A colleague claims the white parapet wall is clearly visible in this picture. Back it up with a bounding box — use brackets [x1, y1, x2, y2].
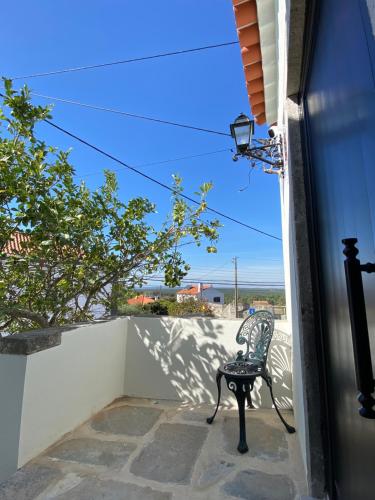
[0, 318, 127, 482]
[0, 354, 27, 482]
[0, 316, 292, 482]
[123, 316, 292, 408]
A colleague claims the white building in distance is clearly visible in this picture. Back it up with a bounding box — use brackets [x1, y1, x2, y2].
[176, 284, 224, 304]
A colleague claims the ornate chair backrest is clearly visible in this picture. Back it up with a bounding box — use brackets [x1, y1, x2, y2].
[235, 310, 275, 366]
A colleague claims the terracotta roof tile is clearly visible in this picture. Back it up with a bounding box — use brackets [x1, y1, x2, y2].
[238, 24, 260, 47]
[176, 285, 211, 296]
[127, 295, 155, 305]
[249, 90, 265, 107]
[250, 102, 265, 116]
[241, 44, 262, 66]
[233, 0, 266, 125]
[1, 232, 30, 256]
[245, 61, 263, 81]
[234, 0, 257, 27]
[247, 76, 264, 94]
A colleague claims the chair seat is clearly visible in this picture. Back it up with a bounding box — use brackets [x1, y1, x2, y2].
[219, 360, 265, 378]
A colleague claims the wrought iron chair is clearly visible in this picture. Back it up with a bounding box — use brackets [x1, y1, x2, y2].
[207, 310, 295, 452]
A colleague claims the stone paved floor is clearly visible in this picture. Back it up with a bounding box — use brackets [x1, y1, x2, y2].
[0, 398, 307, 499]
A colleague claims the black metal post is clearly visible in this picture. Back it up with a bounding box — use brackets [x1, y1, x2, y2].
[342, 238, 375, 419]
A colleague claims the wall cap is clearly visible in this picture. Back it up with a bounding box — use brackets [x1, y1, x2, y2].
[0, 327, 65, 355]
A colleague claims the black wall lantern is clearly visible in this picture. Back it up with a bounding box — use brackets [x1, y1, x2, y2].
[230, 113, 254, 155]
[229, 113, 284, 175]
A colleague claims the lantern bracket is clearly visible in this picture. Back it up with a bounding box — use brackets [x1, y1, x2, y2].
[232, 138, 284, 176]
[229, 114, 284, 176]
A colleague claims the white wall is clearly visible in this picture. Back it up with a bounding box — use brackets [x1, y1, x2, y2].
[176, 288, 224, 304]
[0, 355, 27, 482]
[18, 319, 126, 467]
[281, 107, 308, 476]
[202, 288, 224, 304]
[124, 317, 293, 408]
[276, 0, 308, 475]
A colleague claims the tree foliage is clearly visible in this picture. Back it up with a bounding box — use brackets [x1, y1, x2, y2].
[118, 298, 213, 317]
[0, 80, 220, 333]
[223, 289, 285, 305]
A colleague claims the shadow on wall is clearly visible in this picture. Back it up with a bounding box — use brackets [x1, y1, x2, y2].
[123, 317, 293, 410]
[252, 329, 293, 410]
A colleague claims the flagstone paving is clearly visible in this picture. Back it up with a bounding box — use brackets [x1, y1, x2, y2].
[223, 416, 289, 462]
[130, 423, 208, 484]
[0, 398, 307, 499]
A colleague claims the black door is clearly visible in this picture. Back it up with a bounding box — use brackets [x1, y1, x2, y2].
[304, 0, 375, 498]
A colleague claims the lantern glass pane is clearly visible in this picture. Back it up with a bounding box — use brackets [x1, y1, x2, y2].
[235, 124, 251, 147]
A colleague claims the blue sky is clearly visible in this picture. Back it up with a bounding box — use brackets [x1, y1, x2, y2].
[2, 0, 284, 287]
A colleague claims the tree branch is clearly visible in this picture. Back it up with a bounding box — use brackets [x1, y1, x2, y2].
[0, 306, 49, 329]
[0, 318, 14, 332]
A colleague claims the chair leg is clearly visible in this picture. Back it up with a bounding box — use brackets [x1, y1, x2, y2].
[246, 381, 255, 409]
[262, 375, 296, 434]
[207, 372, 223, 424]
[233, 384, 249, 453]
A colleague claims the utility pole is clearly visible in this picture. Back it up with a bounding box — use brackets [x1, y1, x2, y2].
[233, 257, 239, 318]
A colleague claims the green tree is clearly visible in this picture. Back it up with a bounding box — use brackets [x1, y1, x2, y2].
[0, 81, 220, 333]
[166, 298, 213, 317]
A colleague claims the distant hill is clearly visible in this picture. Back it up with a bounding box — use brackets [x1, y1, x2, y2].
[133, 286, 286, 306]
[220, 288, 285, 305]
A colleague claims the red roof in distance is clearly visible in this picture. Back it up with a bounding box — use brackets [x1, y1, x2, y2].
[1, 232, 30, 255]
[127, 295, 155, 305]
[176, 285, 212, 296]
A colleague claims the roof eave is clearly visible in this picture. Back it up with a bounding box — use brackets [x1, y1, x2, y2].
[256, 0, 278, 125]
[233, 0, 278, 126]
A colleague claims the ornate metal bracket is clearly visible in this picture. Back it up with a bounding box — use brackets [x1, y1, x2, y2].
[232, 138, 284, 176]
[342, 238, 375, 419]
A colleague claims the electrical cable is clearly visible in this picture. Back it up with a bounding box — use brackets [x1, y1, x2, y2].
[0, 90, 281, 241]
[187, 273, 284, 280]
[42, 119, 282, 241]
[150, 279, 285, 285]
[178, 268, 285, 279]
[11, 41, 239, 80]
[195, 260, 232, 280]
[143, 277, 285, 286]
[76, 148, 232, 179]
[145, 274, 284, 283]
[239, 165, 255, 192]
[31, 92, 231, 137]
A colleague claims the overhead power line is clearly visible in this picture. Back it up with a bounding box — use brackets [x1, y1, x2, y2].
[42, 119, 282, 241]
[183, 258, 283, 265]
[187, 270, 283, 282]
[11, 41, 239, 80]
[144, 277, 285, 287]
[31, 92, 231, 137]
[77, 148, 232, 179]
[0, 88, 281, 242]
[195, 260, 232, 281]
[187, 273, 284, 280]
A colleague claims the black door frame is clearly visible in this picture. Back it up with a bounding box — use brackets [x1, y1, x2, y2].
[297, 0, 335, 498]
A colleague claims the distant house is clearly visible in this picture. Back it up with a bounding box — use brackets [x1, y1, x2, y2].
[127, 295, 155, 306]
[251, 300, 271, 309]
[1, 231, 30, 256]
[1, 232, 108, 320]
[176, 284, 224, 304]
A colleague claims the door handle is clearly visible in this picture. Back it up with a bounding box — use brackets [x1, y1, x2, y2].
[342, 238, 375, 419]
